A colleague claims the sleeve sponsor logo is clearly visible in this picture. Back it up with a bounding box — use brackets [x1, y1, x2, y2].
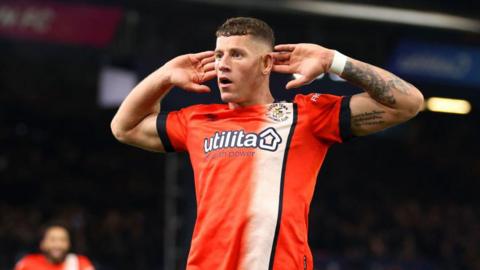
[310, 93, 321, 103]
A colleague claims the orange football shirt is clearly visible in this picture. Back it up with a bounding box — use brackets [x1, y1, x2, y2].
[14, 254, 94, 270]
[157, 93, 352, 270]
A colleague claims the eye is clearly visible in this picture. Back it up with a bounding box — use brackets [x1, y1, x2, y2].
[214, 53, 223, 60]
[231, 51, 242, 58]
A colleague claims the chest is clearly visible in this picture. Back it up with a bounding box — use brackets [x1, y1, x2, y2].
[187, 111, 301, 155]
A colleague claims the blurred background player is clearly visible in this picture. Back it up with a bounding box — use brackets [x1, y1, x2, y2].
[14, 224, 95, 270]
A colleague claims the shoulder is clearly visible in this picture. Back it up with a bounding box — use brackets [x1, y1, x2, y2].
[15, 254, 43, 269]
[77, 255, 95, 270]
[181, 103, 226, 113]
[294, 93, 344, 108]
[18, 254, 44, 262]
[167, 103, 226, 113]
[168, 103, 227, 117]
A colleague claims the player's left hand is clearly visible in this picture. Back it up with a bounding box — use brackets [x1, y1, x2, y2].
[272, 43, 334, 89]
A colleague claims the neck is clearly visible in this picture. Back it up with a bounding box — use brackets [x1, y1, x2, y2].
[228, 84, 274, 109]
[44, 255, 64, 265]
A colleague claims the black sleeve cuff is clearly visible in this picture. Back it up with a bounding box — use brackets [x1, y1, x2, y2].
[156, 113, 175, 152]
[339, 96, 354, 142]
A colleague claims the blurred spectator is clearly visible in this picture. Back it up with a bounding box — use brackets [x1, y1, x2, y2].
[14, 224, 94, 270]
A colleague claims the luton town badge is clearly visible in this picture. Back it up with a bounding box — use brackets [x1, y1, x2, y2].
[266, 103, 291, 122]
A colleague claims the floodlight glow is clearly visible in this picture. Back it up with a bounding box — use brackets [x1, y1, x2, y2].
[426, 97, 471, 114]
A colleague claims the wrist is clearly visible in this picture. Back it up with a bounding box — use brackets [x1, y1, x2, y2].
[155, 66, 174, 86]
[328, 50, 348, 75]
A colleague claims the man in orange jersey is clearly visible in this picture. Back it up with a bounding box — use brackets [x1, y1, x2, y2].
[14, 224, 95, 270]
[111, 17, 423, 270]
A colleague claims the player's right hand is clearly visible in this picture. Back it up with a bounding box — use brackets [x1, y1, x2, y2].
[163, 51, 216, 93]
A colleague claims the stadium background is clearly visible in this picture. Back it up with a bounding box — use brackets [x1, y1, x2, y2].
[1, 0, 479, 269]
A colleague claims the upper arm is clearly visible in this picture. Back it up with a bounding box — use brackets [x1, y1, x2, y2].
[112, 113, 166, 153]
[349, 92, 414, 136]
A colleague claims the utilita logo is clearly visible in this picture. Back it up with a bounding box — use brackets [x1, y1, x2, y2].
[204, 128, 282, 153]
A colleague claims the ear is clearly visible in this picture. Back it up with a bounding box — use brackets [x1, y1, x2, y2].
[261, 53, 274, 75]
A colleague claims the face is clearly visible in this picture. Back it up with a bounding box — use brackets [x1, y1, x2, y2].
[40, 226, 70, 264]
[214, 35, 272, 106]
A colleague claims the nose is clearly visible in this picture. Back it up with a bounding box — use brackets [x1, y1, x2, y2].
[216, 56, 230, 72]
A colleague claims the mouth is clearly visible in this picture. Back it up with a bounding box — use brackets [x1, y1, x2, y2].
[218, 77, 233, 88]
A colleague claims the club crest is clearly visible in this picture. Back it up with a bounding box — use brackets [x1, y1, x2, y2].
[266, 103, 291, 122]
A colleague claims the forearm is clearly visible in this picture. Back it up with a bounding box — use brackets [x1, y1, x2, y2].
[111, 67, 172, 135]
[340, 57, 423, 114]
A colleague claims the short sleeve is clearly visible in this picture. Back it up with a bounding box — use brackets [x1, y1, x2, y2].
[296, 93, 352, 144]
[156, 109, 188, 152]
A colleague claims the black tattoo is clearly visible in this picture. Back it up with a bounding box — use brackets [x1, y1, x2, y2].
[387, 78, 412, 95]
[352, 110, 386, 127]
[342, 61, 412, 106]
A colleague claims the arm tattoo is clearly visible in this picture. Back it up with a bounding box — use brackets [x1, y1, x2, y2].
[387, 78, 413, 95]
[342, 60, 412, 106]
[352, 110, 386, 128]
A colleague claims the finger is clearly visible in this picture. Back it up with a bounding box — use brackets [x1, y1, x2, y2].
[274, 44, 296, 52]
[286, 76, 311, 90]
[186, 82, 211, 93]
[203, 62, 215, 72]
[193, 51, 215, 60]
[272, 64, 292, 74]
[201, 55, 215, 66]
[273, 59, 290, 65]
[272, 52, 290, 62]
[273, 61, 290, 67]
[202, 70, 217, 82]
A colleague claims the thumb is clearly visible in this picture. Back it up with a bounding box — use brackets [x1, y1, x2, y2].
[285, 75, 311, 90]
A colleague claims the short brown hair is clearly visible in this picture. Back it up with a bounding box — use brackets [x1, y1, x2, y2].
[216, 17, 275, 49]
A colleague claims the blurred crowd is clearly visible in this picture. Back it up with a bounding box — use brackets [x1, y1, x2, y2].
[312, 200, 480, 270]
